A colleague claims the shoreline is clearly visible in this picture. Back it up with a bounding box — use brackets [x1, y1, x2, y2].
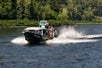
[0, 20, 102, 28]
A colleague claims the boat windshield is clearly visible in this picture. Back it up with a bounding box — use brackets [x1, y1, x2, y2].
[39, 20, 47, 29]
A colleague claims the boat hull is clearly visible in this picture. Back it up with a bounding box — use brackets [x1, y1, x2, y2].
[24, 32, 44, 43]
[22, 27, 58, 44]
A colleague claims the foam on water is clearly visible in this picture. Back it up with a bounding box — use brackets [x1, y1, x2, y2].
[46, 38, 98, 44]
[11, 26, 101, 45]
[46, 26, 99, 44]
[58, 26, 83, 38]
[11, 36, 28, 45]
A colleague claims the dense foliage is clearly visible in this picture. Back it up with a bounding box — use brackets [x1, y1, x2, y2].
[0, 0, 102, 21]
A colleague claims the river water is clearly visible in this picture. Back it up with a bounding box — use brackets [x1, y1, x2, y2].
[0, 25, 102, 68]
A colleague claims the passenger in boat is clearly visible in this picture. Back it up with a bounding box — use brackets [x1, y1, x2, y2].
[45, 21, 55, 38]
[45, 21, 49, 29]
[47, 25, 55, 38]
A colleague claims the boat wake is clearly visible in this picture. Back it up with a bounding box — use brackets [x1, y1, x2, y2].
[11, 36, 28, 45]
[46, 26, 101, 44]
[11, 26, 102, 45]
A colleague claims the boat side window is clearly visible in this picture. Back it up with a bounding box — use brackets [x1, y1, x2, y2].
[34, 30, 41, 35]
[29, 30, 34, 33]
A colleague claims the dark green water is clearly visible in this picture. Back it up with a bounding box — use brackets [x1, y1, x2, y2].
[0, 25, 102, 68]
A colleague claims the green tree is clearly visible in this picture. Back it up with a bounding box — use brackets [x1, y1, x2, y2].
[0, 0, 12, 19]
[11, 0, 17, 19]
[82, 7, 94, 20]
[67, 0, 77, 20]
[0, 0, 101, 21]
[24, 0, 31, 19]
[16, 0, 25, 19]
[57, 5, 68, 21]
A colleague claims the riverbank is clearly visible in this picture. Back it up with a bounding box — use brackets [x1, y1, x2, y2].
[0, 20, 102, 28]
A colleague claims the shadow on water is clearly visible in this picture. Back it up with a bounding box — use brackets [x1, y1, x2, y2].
[25, 43, 47, 47]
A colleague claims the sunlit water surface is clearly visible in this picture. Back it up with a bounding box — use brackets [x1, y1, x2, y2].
[0, 25, 102, 68]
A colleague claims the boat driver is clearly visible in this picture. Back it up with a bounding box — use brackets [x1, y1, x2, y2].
[45, 21, 49, 29]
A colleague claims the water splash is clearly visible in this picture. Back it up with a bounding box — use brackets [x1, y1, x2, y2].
[46, 26, 98, 44]
[11, 36, 28, 45]
[58, 26, 83, 39]
[11, 26, 101, 45]
[46, 38, 98, 44]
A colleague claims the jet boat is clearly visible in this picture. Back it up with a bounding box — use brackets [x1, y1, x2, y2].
[22, 20, 57, 43]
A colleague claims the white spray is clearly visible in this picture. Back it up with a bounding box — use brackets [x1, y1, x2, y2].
[11, 36, 28, 45]
[58, 26, 83, 39]
[46, 26, 98, 44]
[11, 26, 100, 45]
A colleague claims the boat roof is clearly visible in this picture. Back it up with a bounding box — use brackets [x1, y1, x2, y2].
[24, 27, 44, 31]
[40, 20, 47, 22]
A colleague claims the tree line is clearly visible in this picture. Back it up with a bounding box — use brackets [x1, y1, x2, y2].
[0, 0, 102, 21]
